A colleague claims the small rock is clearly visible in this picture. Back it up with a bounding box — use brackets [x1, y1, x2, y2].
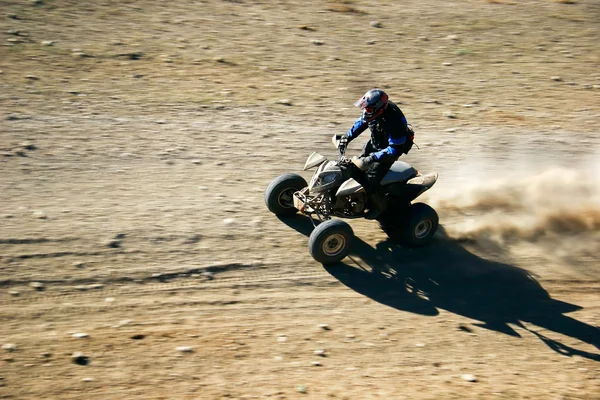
[311, 361, 322, 366]
[277, 335, 288, 343]
[442, 62, 453, 66]
[126, 52, 144, 60]
[29, 281, 45, 291]
[461, 374, 477, 382]
[72, 51, 89, 58]
[88, 284, 103, 290]
[33, 210, 47, 219]
[446, 34, 459, 41]
[31, 0, 43, 5]
[296, 385, 307, 394]
[41, 40, 55, 46]
[318, 324, 331, 331]
[223, 218, 235, 226]
[2, 344, 17, 352]
[71, 352, 89, 366]
[21, 142, 36, 150]
[370, 21, 382, 28]
[314, 349, 327, 357]
[72, 333, 89, 339]
[9, 291, 20, 297]
[106, 239, 121, 248]
[249, 216, 262, 226]
[310, 39, 324, 46]
[551, 76, 562, 82]
[191, 159, 202, 165]
[104, 297, 115, 303]
[183, 234, 202, 244]
[81, 377, 94, 382]
[201, 271, 214, 280]
[443, 110, 457, 119]
[131, 334, 145, 340]
[276, 99, 293, 106]
[72, 261, 85, 268]
[176, 346, 194, 353]
[40, 352, 51, 358]
[25, 75, 40, 80]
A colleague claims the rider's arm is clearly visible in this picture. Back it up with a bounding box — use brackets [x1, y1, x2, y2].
[371, 137, 406, 161]
[371, 126, 408, 161]
[345, 117, 368, 142]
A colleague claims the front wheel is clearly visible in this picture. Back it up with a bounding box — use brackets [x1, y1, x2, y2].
[308, 219, 354, 265]
[403, 203, 439, 247]
[264, 173, 308, 217]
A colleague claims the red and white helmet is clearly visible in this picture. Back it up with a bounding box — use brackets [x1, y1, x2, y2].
[354, 89, 389, 121]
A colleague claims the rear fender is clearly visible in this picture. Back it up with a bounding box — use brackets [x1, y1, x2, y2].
[406, 173, 438, 199]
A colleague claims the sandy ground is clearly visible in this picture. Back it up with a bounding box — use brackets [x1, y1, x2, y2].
[1, 0, 599, 399]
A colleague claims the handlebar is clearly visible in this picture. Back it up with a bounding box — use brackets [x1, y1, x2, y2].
[331, 134, 346, 157]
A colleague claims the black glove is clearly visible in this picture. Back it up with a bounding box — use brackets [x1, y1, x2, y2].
[338, 135, 349, 153]
[362, 155, 375, 166]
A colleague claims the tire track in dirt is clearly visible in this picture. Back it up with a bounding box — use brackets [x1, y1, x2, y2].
[0, 275, 339, 319]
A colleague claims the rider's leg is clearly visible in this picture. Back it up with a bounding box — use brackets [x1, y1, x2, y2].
[363, 161, 394, 220]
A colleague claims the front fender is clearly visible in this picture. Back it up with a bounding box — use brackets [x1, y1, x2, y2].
[336, 178, 363, 196]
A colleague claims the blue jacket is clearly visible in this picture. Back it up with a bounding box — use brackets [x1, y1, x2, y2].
[346, 100, 409, 162]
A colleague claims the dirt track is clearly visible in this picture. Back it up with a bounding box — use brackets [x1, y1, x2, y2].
[1, 0, 599, 399]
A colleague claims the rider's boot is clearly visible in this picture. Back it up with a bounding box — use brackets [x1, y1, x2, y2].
[365, 191, 387, 220]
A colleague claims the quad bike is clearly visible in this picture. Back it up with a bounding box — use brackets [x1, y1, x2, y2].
[265, 134, 439, 265]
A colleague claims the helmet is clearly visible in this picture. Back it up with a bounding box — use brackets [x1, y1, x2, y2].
[354, 89, 389, 121]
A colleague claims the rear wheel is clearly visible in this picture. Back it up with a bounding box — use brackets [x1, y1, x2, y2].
[403, 203, 439, 247]
[264, 173, 308, 217]
[308, 219, 354, 265]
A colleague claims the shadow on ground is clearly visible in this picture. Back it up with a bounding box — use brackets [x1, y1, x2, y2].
[279, 216, 600, 361]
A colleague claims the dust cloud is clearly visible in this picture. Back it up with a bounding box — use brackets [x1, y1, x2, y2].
[425, 166, 600, 246]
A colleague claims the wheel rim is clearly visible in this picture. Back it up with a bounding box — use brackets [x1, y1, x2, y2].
[322, 233, 346, 256]
[414, 220, 433, 239]
[277, 188, 297, 209]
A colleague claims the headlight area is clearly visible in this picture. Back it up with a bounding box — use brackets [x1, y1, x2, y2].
[309, 172, 340, 193]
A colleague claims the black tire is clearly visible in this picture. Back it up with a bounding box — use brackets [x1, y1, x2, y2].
[308, 219, 354, 265]
[264, 173, 308, 217]
[403, 202, 439, 247]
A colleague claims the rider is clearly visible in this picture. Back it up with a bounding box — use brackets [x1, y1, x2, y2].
[338, 89, 414, 220]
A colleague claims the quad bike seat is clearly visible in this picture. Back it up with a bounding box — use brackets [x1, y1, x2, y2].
[380, 161, 417, 185]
